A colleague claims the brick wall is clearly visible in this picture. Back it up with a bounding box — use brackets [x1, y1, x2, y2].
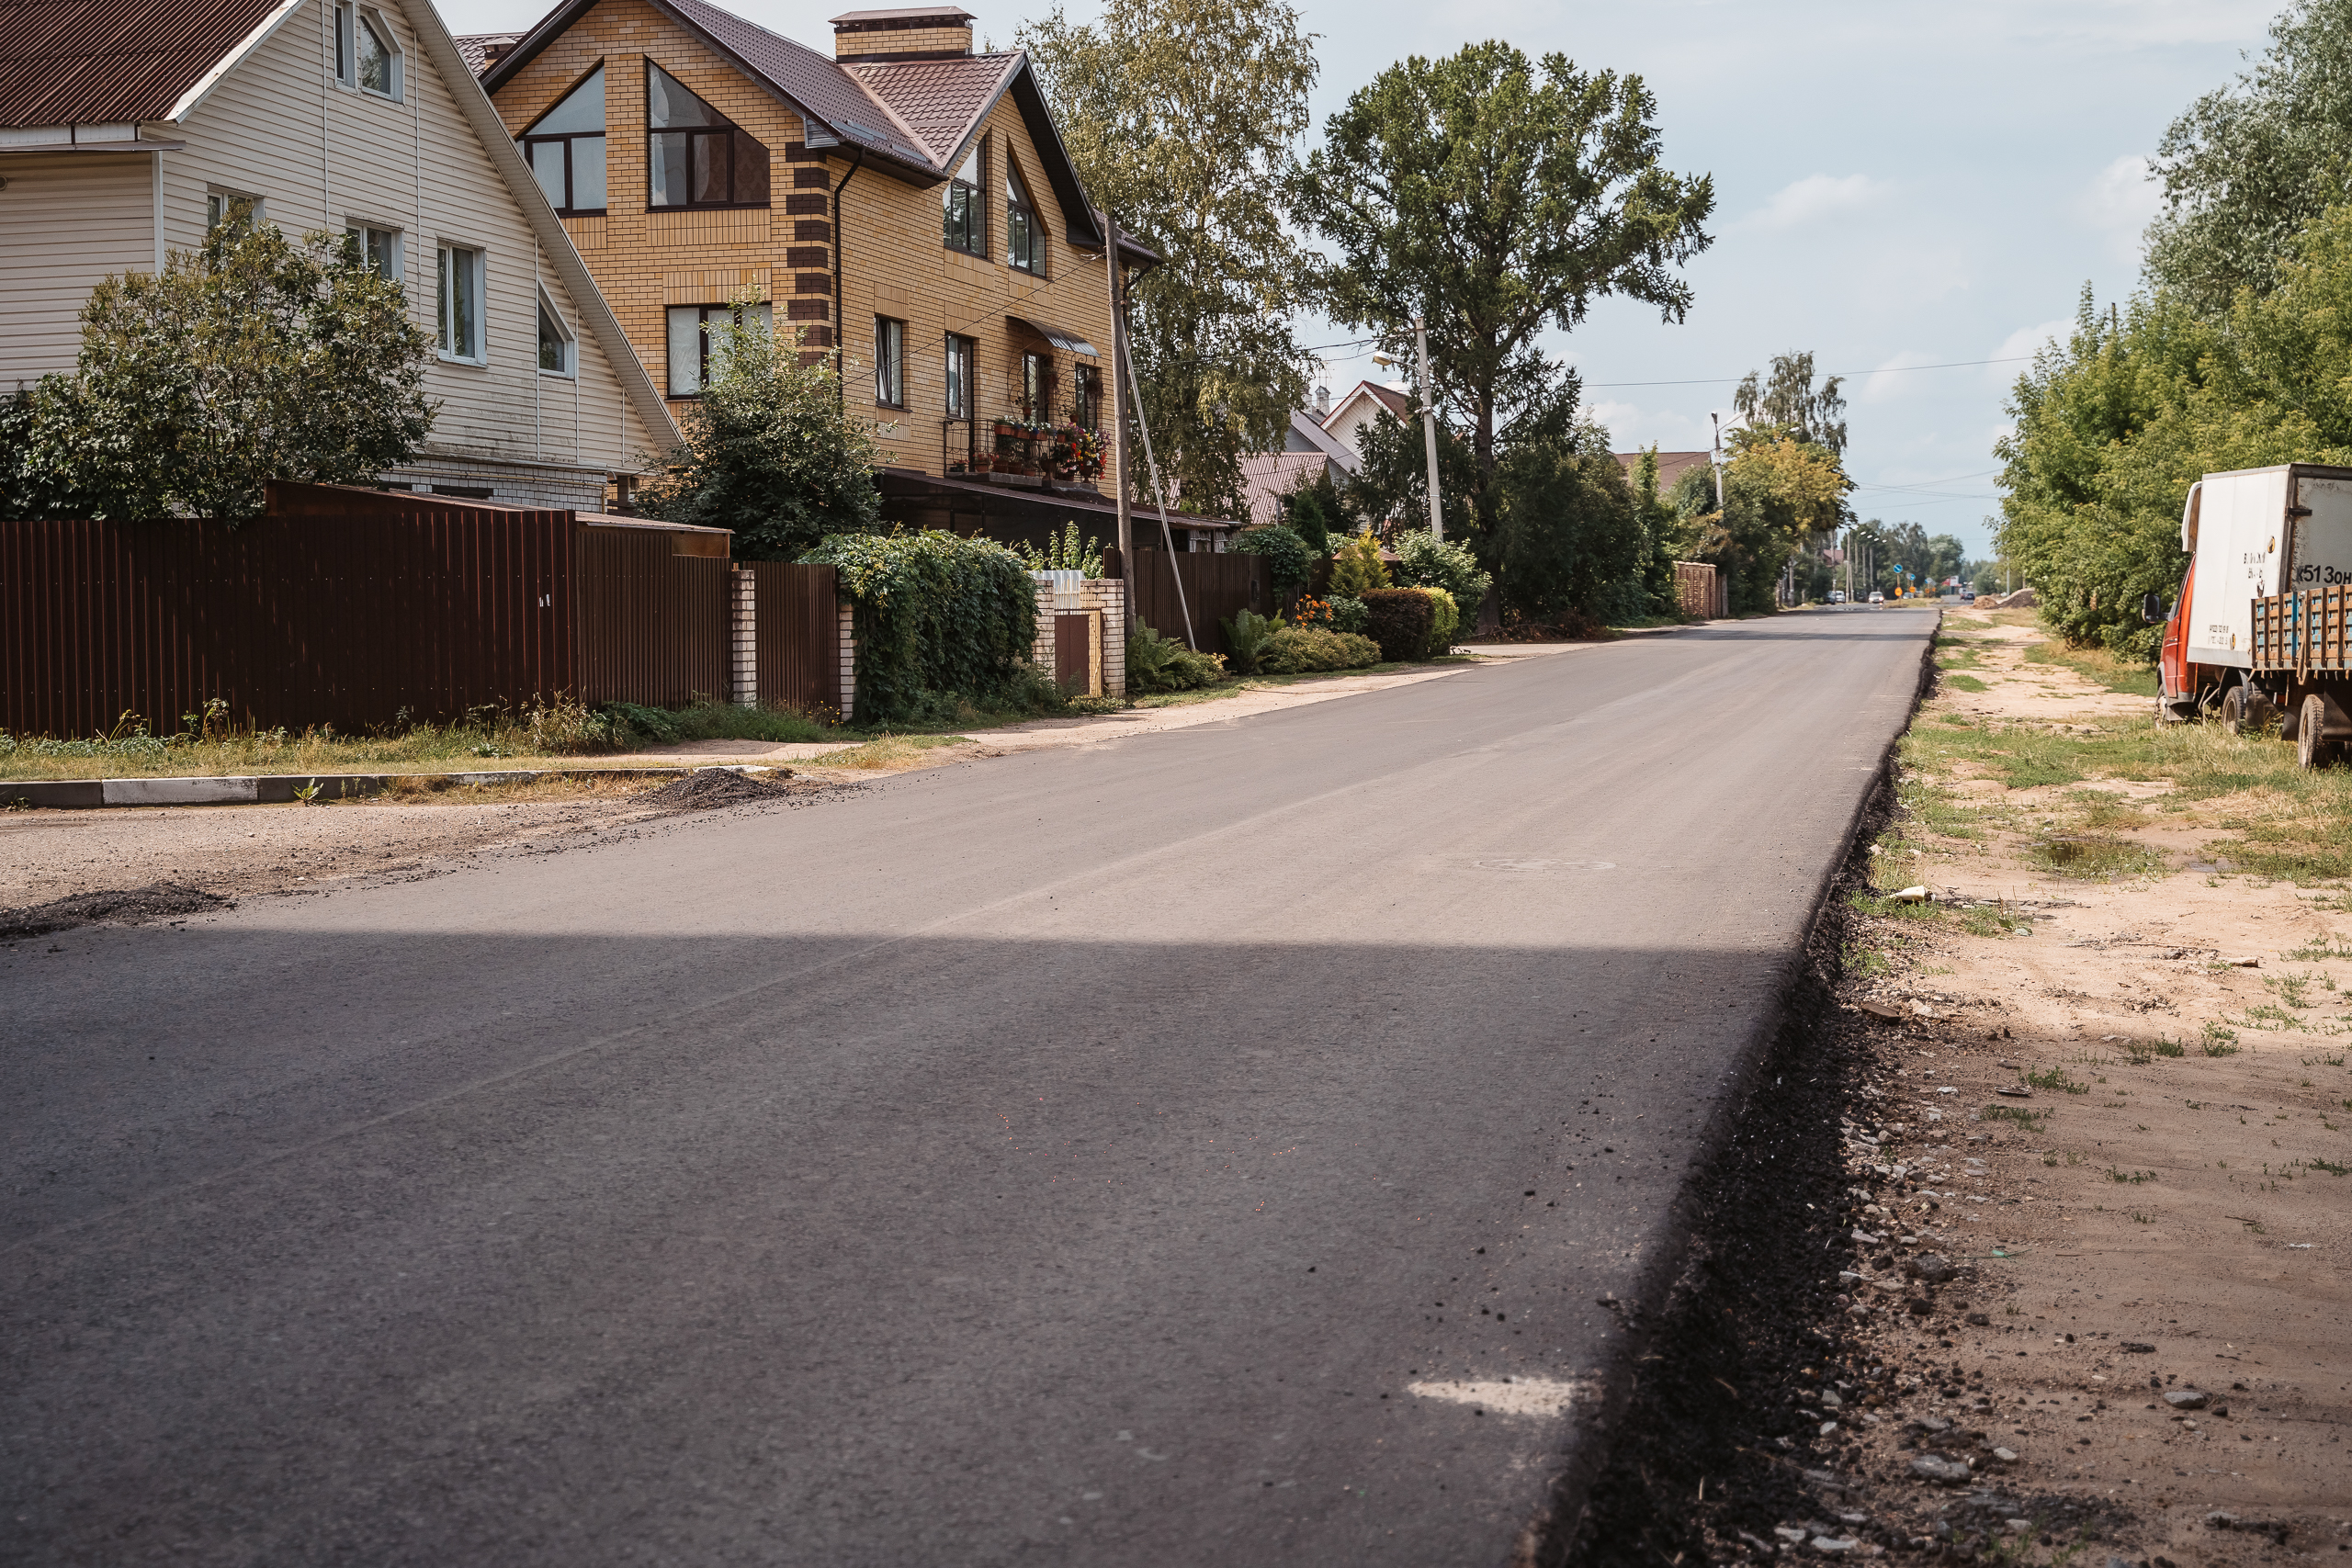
[730, 566, 757, 705]
[1028, 571, 1125, 697]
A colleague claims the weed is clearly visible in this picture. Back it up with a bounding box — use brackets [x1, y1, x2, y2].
[2303, 1052, 2347, 1066]
[1843, 942, 1892, 980]
[2028, 1066, 2090, 1095]
[1945, 672, 1990, 693]
[2267, 972, 2320, 1009]
[2154, 1037, 2186, 1057]
[2066, 789, 2148, 829]
[2131, 1211, 2153, 1224]
[2233, 1003, 2310, 1032]
[2283, 936, 2352, 962]
[2023, 641, 2161, 695]
[1985, 1105, 2051, 1129]
[2030, 832, 2164, 880]
[2204, 1024, 2241, 1055]
[2311, 1156, 2350, 1176]
[2106, 1167, 2154, 1184]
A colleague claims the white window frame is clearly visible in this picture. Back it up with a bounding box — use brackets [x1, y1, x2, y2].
[205, 188, 266, 231]
[537, 286, 577, 378]
[345, 220, 401, 281]
[436, 243, 486, 365]
[334, 1, 403, 101]
[663, 301, 773, 397]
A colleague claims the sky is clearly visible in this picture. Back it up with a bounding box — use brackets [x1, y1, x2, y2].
[438, 0, 2287, 560]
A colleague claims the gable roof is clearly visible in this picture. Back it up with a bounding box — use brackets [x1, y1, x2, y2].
[1614, 449, 1713, 495]
[1284, 409, 1357, 470]
[481, 0, 1112, 250]
[1324, 380, 1414, 429]
[453, 31, 523, 75]
[0, 0, 293, 128]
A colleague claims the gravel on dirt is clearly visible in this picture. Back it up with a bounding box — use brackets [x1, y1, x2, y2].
[0, 882, 232, 940]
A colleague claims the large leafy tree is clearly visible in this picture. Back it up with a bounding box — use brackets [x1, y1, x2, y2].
[639, 306, 881, 558]
[1733, 350, 1847, 455]
[2145, 0, 2352, 315]
[1020, 0, 1320, 524]
[6, 218, 430, 520]
[1295, 42, 1714, 544]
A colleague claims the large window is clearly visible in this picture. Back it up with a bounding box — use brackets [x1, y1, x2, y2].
[334, 2, 401, 98]
[944, 333, 975, 420]
[1021, 351, 1051, 421]
[1005, 158, 1043, 274]
[875, 317, 906, 408]
[943, 138, 985, 257]
[437, 244, 484, 362]
[1074, 364, 1102, 430]
[647, 62, 768, 209]
[664, 301, 772, 396]
[522, 64, 605, 215]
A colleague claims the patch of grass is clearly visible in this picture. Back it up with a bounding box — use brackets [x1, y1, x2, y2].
[2232, 1002, 2312, 1032]
[810, 733, 968, 771]
[1843, 942, 1892, 980]
[2028, 1066, 2090, 1094]
[2153, 1038, 2186, 1057]
[2066, 789, 2148, 829]
[2029, 832, 2165, 880]
[2022, 639, 2162, 696]
[2310, 1156, 2350, 1176]
[2203, 1023, 2242, 1055]
[1944, 672, 1990, 694]
[2282, 936, 2352, 961]
[2105, 1166, 2154, 1183]
[1984, 1105, 2051, 1130]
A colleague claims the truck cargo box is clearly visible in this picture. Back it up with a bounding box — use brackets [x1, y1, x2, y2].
[2182, 463, 2352, 668]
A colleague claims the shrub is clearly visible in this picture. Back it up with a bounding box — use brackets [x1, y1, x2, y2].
[1329, 531, 1391, 597]
[1413, 586, 1460, 649]
[1390, 530, 1492, 624]
[1360, 588, 1437, 661]
[1259, 626, 1381, 673]
[1221, 608, 1284, 675]
[1326, 594, 1369, 634]
[1014, 520, 1104, 576]
[803, 530, 1038, 722]
[1127, 622, 1227, 692]
[1227, 524, 1315, 592]
[1281, 472, 1337, 556]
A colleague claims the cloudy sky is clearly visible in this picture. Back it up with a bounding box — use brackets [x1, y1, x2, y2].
[442, 0, 2284, 558]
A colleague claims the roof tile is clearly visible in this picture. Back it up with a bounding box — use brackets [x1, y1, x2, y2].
[843, 52, 1013, 165]
[662, 0, 935, 170]
[0, 0, 284, 129]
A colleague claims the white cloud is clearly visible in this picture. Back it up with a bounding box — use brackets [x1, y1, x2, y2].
[1750, 174, 1891, 231]
[1989, 318, 2075, 380]
[2082, 154, 2162, 261]
[1582, 400, 1713, 454]
[1860, 352, 1941, 404]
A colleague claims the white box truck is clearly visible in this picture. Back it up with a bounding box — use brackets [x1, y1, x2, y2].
[2156, 462, 2352, 765]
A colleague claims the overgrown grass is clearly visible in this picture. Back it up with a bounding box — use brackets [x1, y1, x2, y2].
[2029, 832, 2165, 880]
[1945, 673, 1990, 694]
[808, 733, 968, 770]
[2023, 641, 2162, 696]
[2027, 1066, 2090, 1095]
[1984, 1105, 2051, 1130]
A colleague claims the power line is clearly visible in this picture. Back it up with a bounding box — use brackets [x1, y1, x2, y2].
[1303, 344, 2038, 386]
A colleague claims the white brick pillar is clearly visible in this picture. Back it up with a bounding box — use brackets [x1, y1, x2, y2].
[730, 568, 758, 707]
[837, 604, 857, 723]
[1100, 578, 1126, 697]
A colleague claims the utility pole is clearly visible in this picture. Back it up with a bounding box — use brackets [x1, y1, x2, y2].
[1414, 315, 1443, 540]
[1104, 211, 1133, 581]
[1709, 412, 1725, 512]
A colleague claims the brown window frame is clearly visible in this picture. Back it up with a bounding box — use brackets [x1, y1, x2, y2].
[645, 61, 770, 211]
[944, 333, 976, 420]
[943, 135, 987, 259]
[1005, 154, 1045, 276]
[520, 62, 606, 217]
[1021, 350, 1052, 422]
[875, 315, 908, 410]
[1073, 363, 1102, 431]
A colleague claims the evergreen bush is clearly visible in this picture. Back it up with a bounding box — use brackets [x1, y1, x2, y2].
[1360, 588, 1436, 661]
[803, 530, 1039, 722]
[1326, 594, 1369, 634]
[1389, 530, 1491, 624]
[1258, 626, 1381, 672]
[1227, 524, 1315, 592]
[1329, 532, 1392, 597]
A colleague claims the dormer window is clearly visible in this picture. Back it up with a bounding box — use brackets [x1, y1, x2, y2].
[944, 137, 985, 257]
[1005, 157, 1043, 274]
[334, 2, 401, 99]
[647, 62, 769, 209]
[522, 64, 606, 216]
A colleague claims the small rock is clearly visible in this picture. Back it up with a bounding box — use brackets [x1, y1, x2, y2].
[1909, 1455, 1973, 1485]
[1775, 1527, 1810, 1543]
[1812, 1538, 1859, 1555]
[1852, 1228, 1885, 1244]
[2006, 1518, 2032, 1531]
[1966, 1312, 1991, 1326]
[1915, 1416, 1952, 1433]
[1819, 1391, 1843, 1409]
[2229, 956, 2261, 967]
[1992, 1447, 2019, 1462]
[1907, 1253, 1957, 1284]
[1996, 1060, 2019, 1069]
[1820, 1421, 1839, 1437]
[2205, 1511, 2238, 1530]
[1912, 1001, 1939, 1019]
[2120, 1341, 2155, 1353]
[1995, 1087, 2032, 1099]
[2165, 1389, 2210, 1410]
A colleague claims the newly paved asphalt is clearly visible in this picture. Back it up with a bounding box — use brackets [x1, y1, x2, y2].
[4, 607, 1935, 1567]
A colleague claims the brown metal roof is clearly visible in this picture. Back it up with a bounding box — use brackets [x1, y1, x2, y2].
[829, 6, 973, 25]
[842, 51, 1012, 164]
[663, 0, 933, 169]
[0, 0, 286, 129]
[453, 31, 523, 76]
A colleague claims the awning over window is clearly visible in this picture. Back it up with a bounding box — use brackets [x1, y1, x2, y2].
[1006, 315, 1099, 357]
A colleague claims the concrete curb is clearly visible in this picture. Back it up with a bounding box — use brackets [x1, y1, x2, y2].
[0, 765, 782, 811]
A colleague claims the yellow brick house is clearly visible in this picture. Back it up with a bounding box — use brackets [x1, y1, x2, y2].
[469, 0, 1232, 547]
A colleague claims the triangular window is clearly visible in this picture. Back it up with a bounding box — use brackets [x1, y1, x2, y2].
[1005, 155, 1044, 274]
[647, 62, 769, 209]
[522, 64, 606, 214]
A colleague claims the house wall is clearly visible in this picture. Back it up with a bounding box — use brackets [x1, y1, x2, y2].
[486, 5, 1115, 481]
[0, 152, 157, 383]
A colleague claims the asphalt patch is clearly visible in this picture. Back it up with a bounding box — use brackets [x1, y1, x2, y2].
[0, 882, 233, 940]
[635, 769, 798, 811]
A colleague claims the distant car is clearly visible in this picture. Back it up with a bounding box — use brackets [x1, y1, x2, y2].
[1962, 589, 1977, 602]
[1828, 590, 1846, 604]
[1869, 591, 1885, 604]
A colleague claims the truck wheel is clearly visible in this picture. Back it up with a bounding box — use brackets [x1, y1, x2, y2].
[2299, 694, 2332, 769]
[2221, 686, 2247, 735]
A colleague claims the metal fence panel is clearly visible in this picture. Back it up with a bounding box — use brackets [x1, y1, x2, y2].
[573, 526, 729, 706]
[747, 562, 840, 715]
[1122, 549, 1272, 656]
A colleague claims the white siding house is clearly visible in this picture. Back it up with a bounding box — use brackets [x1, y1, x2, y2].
[0, 0, 677, 509]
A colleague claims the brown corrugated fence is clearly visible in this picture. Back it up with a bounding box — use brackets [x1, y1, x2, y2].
[748, 562, 841, 715]
[1115, 548, 1272, 657]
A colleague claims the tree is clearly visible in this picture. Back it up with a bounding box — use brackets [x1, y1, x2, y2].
[1494, 423, 1646, 626]
[2145, 0, 2352, 315]
[1296, 42, 1713, 546]
[1021, 0, 1320, 523]
[639, 303, 881, 558]
[1347, 407, 1479, 540]
[6, 219, 430, 520]
[1733, 351, 1847, 455]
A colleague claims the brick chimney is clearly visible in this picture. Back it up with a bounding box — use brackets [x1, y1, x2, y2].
[831, 6, 976, 61]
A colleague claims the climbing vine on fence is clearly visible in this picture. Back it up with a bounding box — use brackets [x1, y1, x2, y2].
[802, 530, 1039, 722]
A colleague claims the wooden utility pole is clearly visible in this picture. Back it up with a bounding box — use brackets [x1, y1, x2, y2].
[1414, 316, 1443, 540]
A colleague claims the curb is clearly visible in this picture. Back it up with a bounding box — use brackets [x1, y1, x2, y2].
[0, 765, 782, 812]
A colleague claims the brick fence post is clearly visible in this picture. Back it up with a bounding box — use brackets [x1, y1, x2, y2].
[731, 567, 758, 707]
[837, 604, 856, 722]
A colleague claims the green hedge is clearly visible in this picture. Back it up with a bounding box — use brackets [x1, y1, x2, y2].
[1359, 588, 1436, 661]
[1259, 626, 1380, 672]
[803, 530, 1037, 722]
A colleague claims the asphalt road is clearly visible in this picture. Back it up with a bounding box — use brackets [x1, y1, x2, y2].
[4, 607, 1936, 1567]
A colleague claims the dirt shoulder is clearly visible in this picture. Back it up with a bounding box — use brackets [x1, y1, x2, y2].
[1562, 609, 2352, 1567]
